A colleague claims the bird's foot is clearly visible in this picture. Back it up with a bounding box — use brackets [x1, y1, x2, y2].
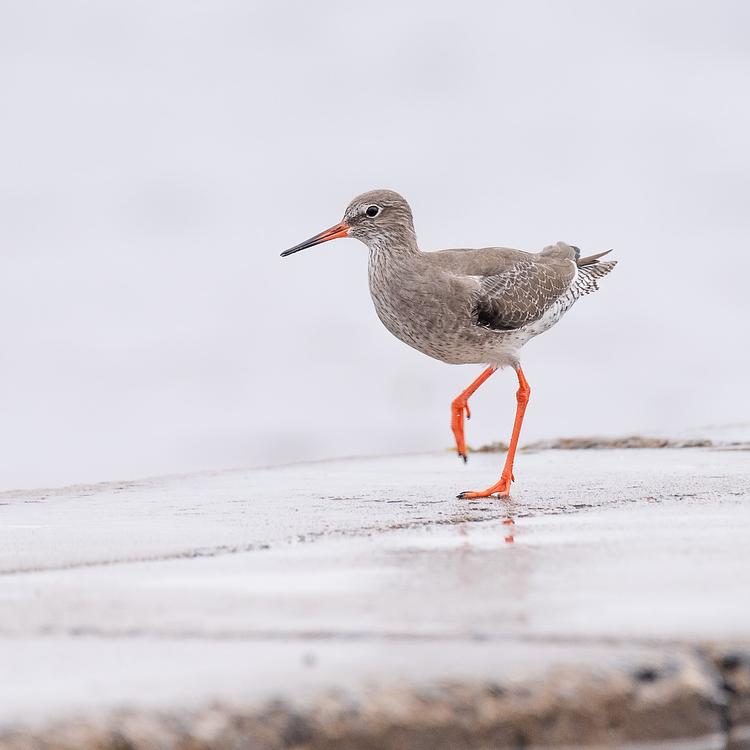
[457, 475, 512, 500]
[451, 399, 471, 462]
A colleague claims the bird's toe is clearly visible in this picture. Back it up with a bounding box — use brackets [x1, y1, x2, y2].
[457, 490, 482, 500]
[458, 484, 512, 500]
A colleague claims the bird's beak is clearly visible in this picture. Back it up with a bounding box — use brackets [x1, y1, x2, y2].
[280, 221, 350, 257]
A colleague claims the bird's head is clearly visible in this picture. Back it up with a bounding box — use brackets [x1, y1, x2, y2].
[281, 189, 417, 258]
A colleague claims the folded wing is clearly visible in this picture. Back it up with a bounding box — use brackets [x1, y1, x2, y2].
[471, 258, 576, 331]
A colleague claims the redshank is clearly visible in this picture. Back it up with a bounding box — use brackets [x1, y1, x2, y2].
[281, 190, 617, 499]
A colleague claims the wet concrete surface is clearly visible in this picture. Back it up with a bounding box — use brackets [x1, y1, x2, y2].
[1, 448, 749, 748]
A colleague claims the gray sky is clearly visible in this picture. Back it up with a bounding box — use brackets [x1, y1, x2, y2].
[1, 1, 749, 490]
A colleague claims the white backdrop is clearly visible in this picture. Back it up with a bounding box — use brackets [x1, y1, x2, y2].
[1, 1, 748, 489]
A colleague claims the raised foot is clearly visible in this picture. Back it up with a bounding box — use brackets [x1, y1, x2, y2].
[451, 400, 471, 462]
[457, 477, 512, 500]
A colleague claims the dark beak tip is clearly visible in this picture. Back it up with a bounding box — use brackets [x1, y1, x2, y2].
[280, 221, 348, 259]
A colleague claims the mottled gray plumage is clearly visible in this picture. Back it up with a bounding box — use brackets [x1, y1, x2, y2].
[332, 189, 617, 368]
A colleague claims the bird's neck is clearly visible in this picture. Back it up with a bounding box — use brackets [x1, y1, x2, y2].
[366, 226, 420, 268]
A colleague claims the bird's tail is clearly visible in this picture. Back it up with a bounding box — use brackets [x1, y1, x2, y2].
[574, 252, 617, 297]
[576, 248, 614, 267]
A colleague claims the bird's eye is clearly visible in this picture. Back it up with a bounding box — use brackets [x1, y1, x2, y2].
[365, 205, 381, 218]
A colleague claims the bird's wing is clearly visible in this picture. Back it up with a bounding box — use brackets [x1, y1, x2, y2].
[471, 258, 576, 331]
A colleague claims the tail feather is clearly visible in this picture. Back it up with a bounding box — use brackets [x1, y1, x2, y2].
[577, 249, 614, 267]
[575, 259, 617, 297]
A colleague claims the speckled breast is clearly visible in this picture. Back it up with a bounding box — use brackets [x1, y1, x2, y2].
[367, 255, 487, 365]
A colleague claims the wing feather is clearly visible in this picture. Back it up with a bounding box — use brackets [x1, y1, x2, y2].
[471, 259, 575, 331]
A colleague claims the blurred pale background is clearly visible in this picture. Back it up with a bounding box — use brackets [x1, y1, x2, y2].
[1, 1, 748, 490]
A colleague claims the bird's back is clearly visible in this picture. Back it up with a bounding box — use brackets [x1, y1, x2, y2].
[424, 240, 586, 273]
[425, 245, 537, 277]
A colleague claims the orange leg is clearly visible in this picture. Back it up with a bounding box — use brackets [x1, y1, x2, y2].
[458, 366, 531, 500]
[451, 366, 495, 462]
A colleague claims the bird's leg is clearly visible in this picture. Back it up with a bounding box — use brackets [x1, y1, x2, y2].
[458, 366, 531, 499]
[451, 366, 495, 462]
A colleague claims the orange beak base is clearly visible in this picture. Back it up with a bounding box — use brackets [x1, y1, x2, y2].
[280, 222, 350, 257]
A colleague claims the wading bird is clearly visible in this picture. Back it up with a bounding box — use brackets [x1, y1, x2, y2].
[281, 190, 616, 498]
